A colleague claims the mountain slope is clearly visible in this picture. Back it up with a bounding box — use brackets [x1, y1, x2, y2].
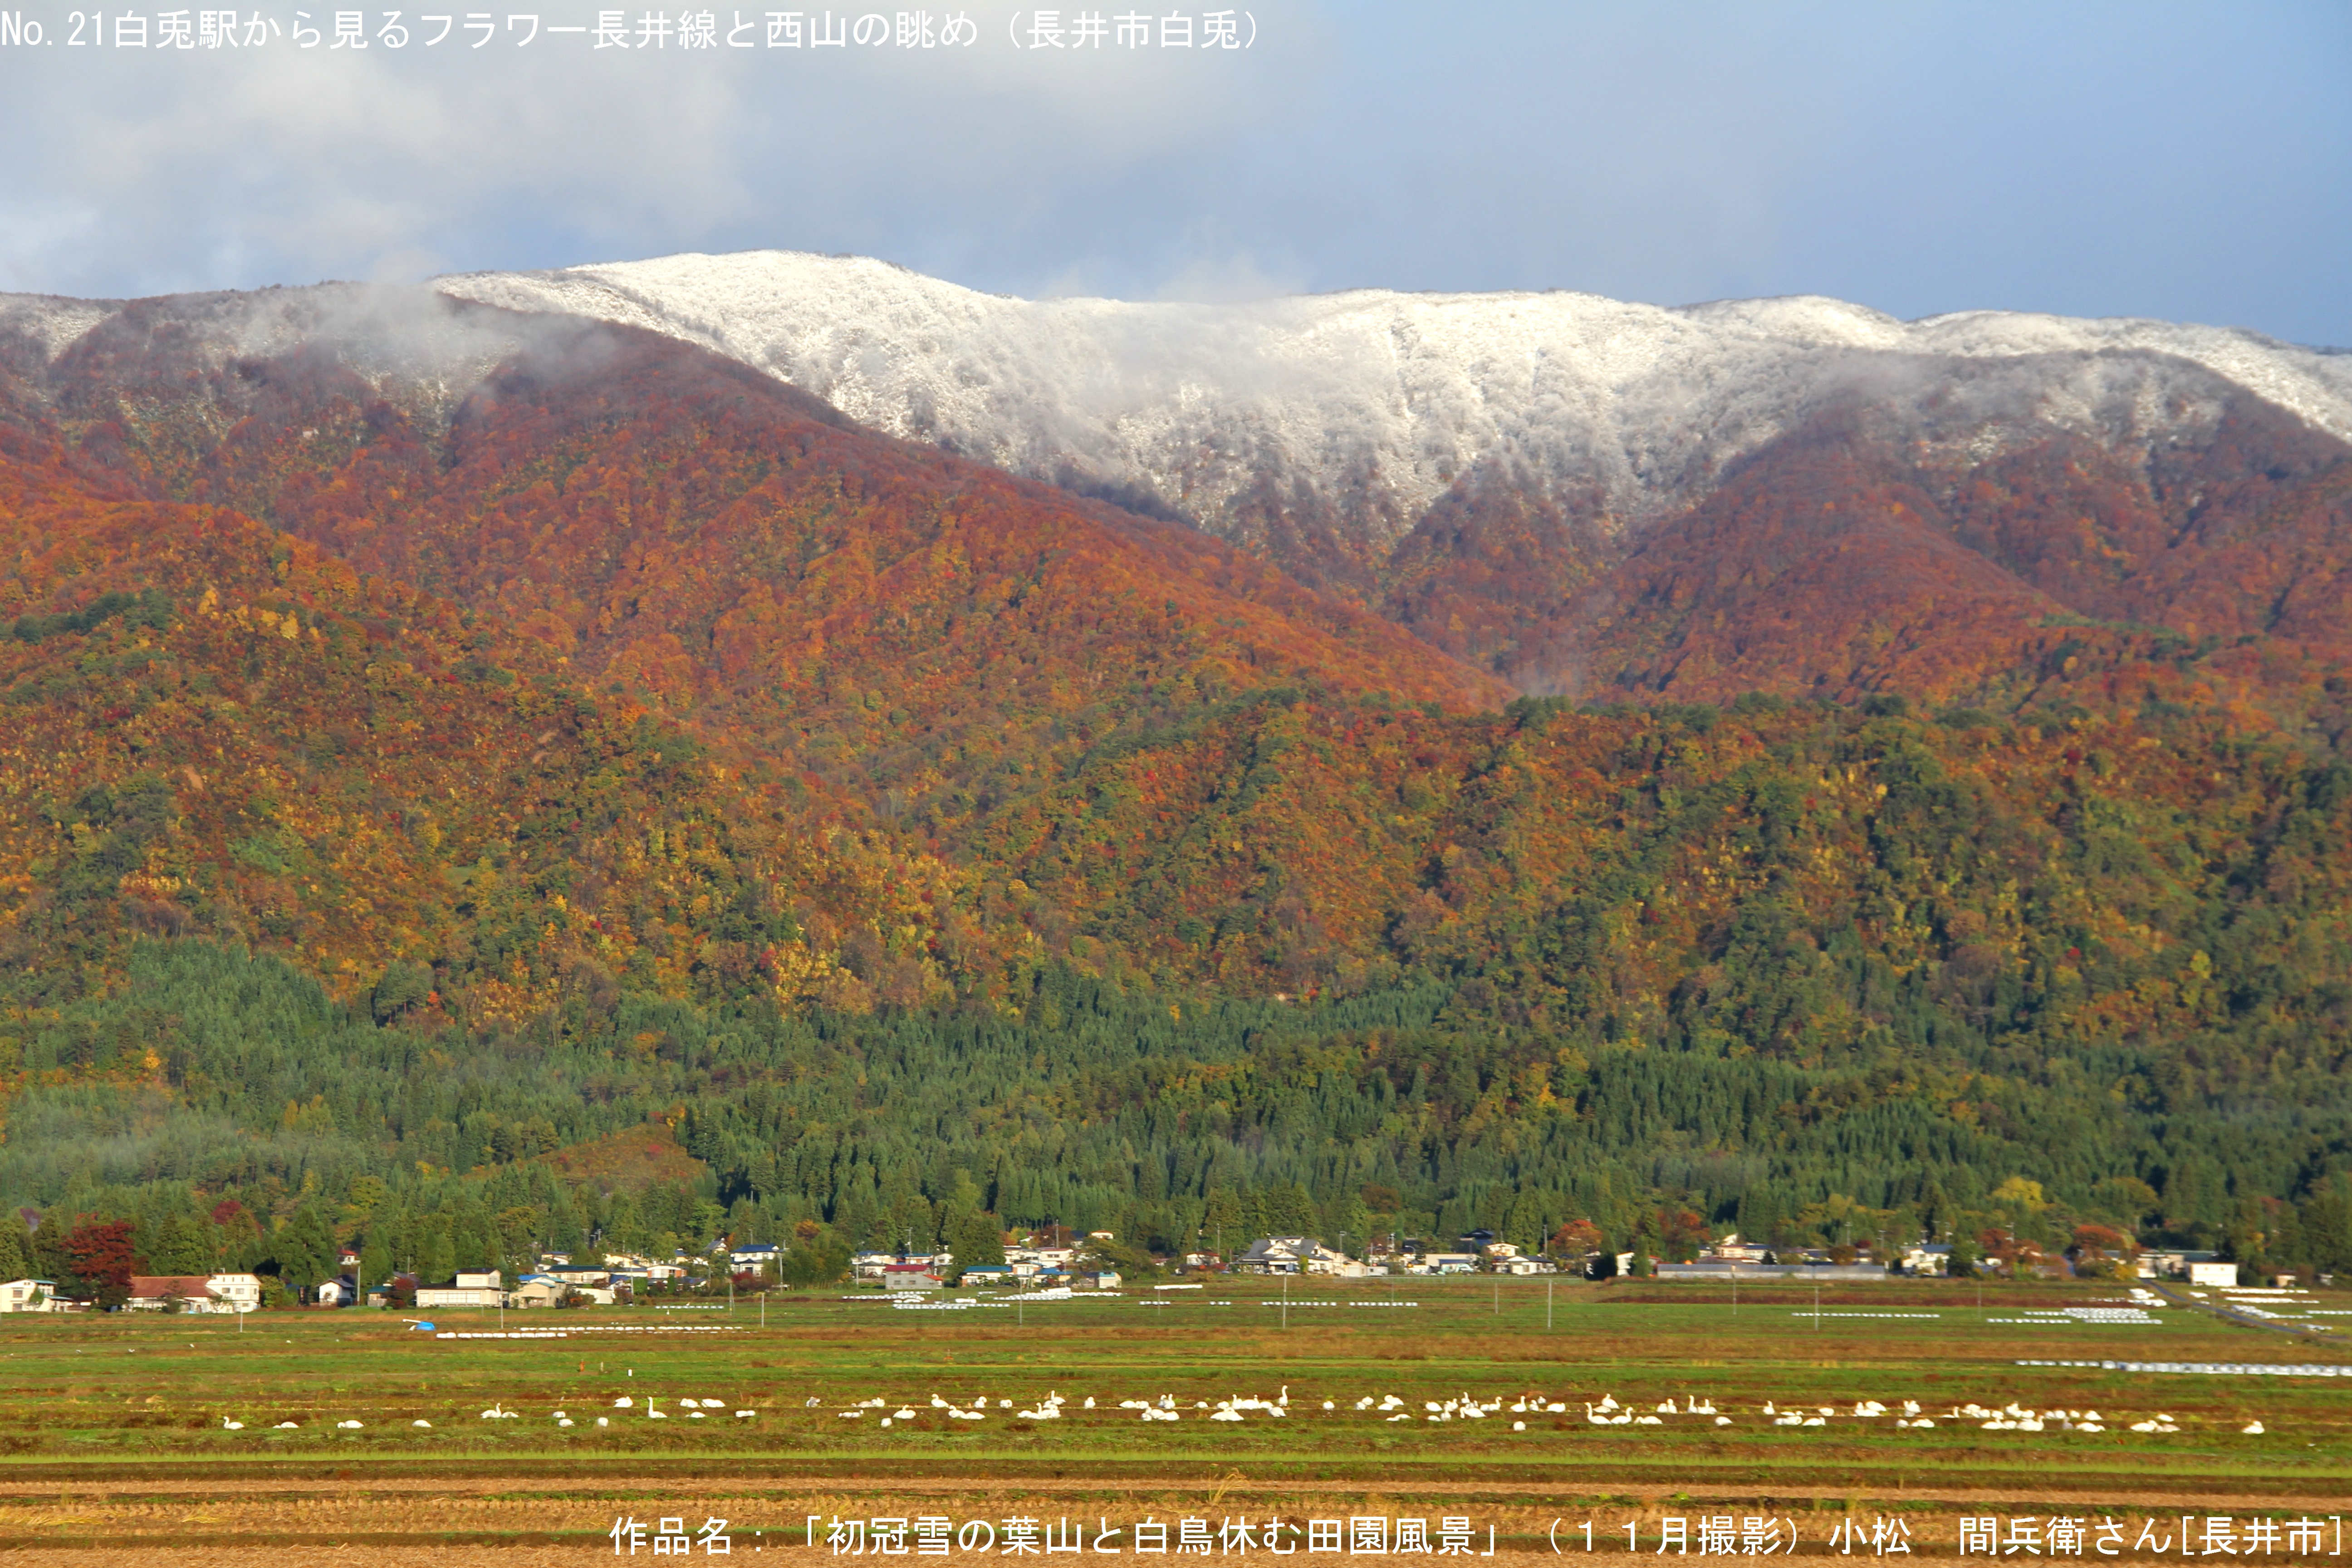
[428, 254, 2352, 718]
[5, 277, 2352, 1276]
[16, 262, 2351, 720]
[1506, 392, 2352, 716]
[435, 251, 2352, 590]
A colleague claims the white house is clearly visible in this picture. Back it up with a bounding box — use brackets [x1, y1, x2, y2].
[1235, 1237, 1360, 1276]
[209, 1273, 263, 1310]
[2188, 1261, 2240, 1287]
[548, 1267, 612, 1287]
[1005, 1246, 1076, 1273]
[128, 1275, 218, 1311]
[416, 1274, 506, 1308]
[0, 1279, 57, 1312]
[1899, 1243, 1953, 1275]
[729, 1243, 780, 1269]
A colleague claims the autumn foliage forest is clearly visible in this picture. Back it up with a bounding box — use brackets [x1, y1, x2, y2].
[0, 293, 2347, 1296]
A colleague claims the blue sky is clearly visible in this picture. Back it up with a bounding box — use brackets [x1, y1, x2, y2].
[3, 0, 2347, 342]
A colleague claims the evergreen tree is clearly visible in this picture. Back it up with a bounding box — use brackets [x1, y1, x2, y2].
[419, 1224, 456, 1285]
[274, 1206, 336, 1296]
[360, 1235, 393, 1297]
[1201, 1188, 1242, 1255]
[146, 1212, 215, 1275]
[1630, 1212, 1661, 1276]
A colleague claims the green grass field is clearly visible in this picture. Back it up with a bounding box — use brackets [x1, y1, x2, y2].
[1, 1277, 2345, 1560]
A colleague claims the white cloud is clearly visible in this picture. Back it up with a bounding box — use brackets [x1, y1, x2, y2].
[0, 0, 2343, 344]
[0, 3, 1309, 297]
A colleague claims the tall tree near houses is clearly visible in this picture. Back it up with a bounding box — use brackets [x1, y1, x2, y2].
[359, 1234, 393, 1297]
[0, 1222, 29, 1284]
[274, 1205, 337, 1298]
[62, 1220, 137, 1310]
[145, 1212, 216, 1275]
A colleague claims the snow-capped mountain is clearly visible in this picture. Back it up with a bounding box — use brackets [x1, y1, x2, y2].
[436, 250, 2352, 578]
[4, 255, 2347, 709]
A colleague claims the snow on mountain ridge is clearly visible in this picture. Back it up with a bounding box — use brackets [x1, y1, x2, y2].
[436, 252, 2352, 561]
[0, 294, 129, 363]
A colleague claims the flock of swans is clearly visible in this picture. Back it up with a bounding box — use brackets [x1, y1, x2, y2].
[213, 1385, 2261, 1435]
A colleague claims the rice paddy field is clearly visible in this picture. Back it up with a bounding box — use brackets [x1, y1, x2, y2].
[0, 1276, 2346, 1564]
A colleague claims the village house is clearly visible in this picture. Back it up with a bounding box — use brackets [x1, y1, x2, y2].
[127, 1276, 216, 1311]
[123, 1273, 263, 1313]
[416, 1268, 505, 1309]
[209, 1273, 265, 1311]
[1703, 1237, 1773, 1264]
[0, 1279, 57, 1313]
[547, 1267, 613, 1287]
[1234, 1237, 1364, 1276]
[880, 1261, 945, 1291]
[1004, 1245, 1076, 1275]
[508, 1276, 569, 1308]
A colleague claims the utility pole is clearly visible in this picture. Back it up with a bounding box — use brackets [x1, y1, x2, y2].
[1546, 1279, 1553, 1330]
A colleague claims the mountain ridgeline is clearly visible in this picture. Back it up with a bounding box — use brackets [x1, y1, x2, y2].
[0, 270, 2347, 1289]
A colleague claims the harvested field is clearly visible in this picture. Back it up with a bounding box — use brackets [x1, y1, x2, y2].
[0, 1277, 2343, 1562]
